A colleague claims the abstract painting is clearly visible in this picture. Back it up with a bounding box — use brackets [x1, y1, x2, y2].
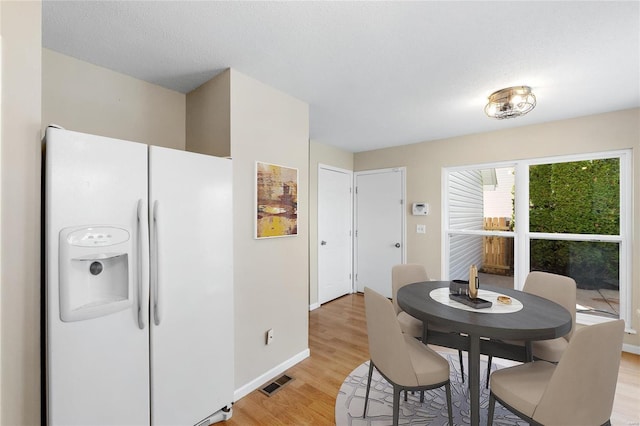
[256, 161, 298, 238]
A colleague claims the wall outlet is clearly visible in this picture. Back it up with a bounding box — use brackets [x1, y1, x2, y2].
[417, 224, 426, 234]
[266, 328, 274, 345]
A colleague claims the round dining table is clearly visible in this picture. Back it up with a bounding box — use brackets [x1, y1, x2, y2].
[398, 281, 572, 426]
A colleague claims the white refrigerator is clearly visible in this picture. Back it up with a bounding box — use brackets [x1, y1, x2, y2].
[44, 127, 234, 426]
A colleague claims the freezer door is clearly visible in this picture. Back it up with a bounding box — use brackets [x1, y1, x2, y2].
[44, 128, 151, 425]
[149, 146, 234, 426]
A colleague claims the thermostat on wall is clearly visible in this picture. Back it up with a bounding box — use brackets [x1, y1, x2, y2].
[412, 203, 429, 216]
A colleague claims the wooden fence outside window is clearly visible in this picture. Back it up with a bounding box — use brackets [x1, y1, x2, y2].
[482, 217, 514, 276]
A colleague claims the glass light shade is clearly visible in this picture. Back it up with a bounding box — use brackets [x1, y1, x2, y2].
[484, 86, 536, 119]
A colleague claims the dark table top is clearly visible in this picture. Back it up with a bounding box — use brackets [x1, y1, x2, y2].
[398, 281, 572, 341]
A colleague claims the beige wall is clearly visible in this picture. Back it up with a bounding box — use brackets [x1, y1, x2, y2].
[7, 7, 636, 423]
[229, 69, 310, 392]
[186, 70, 230, 157]
[0, 6, 3, 419]
[308, 140, 354, 307]
[1, 1, 42, 425]
[355, 108, 640, 349]
[43, 50, 311, 407]
[42, 49, 186, 149]
[186, 68, 310, 395]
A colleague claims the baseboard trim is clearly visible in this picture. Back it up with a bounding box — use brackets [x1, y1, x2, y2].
[623, 343, 640, 355]
[309, 302, 320, 311]
[233, 348, 311, 402]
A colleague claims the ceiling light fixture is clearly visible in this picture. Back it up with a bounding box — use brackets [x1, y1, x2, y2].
[484, 86, 536, 119]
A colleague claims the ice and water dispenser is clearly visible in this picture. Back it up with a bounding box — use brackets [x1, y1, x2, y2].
[59, 225, 132, 322]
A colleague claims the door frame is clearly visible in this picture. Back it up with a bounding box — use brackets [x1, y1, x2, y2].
[316, 164, 354, 306]
[354, 167, 407, 294]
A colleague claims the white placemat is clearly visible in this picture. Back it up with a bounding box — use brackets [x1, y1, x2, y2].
[429, 287, 523, 314]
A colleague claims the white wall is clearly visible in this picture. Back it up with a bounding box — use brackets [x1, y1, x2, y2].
[1, 1, 42, 424]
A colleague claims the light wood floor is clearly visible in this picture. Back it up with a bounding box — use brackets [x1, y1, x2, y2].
[224, 293, 640, 425]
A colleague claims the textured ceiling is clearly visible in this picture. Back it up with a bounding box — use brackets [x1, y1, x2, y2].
[42, 1, 640, 152]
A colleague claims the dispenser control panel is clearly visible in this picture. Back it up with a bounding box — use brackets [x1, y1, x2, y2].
[66, 226, 129, 247]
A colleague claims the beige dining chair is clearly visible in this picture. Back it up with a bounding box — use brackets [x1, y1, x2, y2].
[487, 319, 624, 426]
[524, 271, 577, 361]
[363, 287, 453, 426]
[487, 271, 576, 386]
[392, 264, 466, 382]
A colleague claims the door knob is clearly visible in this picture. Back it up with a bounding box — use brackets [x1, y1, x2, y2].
[321, 240, 327, 245]
[395, 243, 401, 248]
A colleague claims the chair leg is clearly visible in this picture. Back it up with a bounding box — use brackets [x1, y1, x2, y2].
[458, 350, 464, 383]
[444, 382, 453, 426]
[487, 392, 496, 426]
[363, 361, 374, 418]
[404, 390, 407, 401]
[486, 355, 492, 388]
[392, 385, 401, 426]
[420, 390, 424, 403]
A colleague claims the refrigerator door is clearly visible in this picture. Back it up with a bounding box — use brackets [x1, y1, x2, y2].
[45, 128, 150, 426]
[149, 146, 234, 426]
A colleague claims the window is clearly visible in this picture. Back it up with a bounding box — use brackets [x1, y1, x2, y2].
[445, 166, 515, 288]
[443, 150, 631, 327]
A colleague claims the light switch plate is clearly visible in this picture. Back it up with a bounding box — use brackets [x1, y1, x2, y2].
[417, 224, 426, 234]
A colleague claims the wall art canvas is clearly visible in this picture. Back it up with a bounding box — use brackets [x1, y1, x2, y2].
[256, 161, 298, 238]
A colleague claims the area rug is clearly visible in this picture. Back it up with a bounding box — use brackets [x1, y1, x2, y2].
[335, 353, 525, 425]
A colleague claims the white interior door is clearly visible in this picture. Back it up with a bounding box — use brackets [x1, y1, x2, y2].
[318, 165, 353, 304]
[355, 168, 405, 298]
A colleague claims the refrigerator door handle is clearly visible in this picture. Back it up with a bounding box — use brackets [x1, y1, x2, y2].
[136, 199, 148, 330]
[152, 200, 162, 326]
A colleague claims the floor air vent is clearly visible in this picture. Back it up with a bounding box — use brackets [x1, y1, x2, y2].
[260, 374, 293, 396]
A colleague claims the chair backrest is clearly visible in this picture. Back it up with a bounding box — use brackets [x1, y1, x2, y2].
[532, 319, 625, 426]
[391, 264, 429, 315]
[364, 287, 418, 386]
[524, 271, 577, 341]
